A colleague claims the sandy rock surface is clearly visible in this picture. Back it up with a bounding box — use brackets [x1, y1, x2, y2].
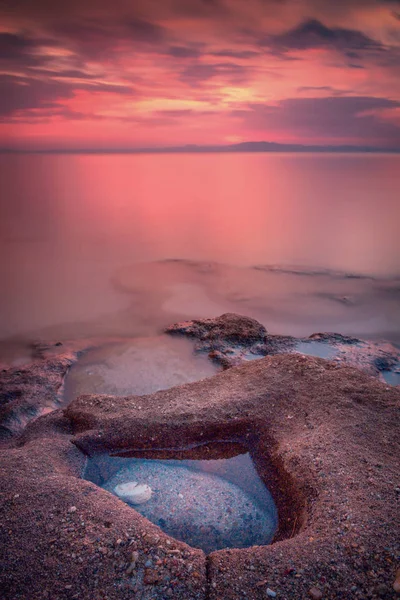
[0, 314, 399, 599]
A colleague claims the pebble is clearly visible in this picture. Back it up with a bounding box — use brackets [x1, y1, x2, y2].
[68, 506, 77, 513]
[143, 568, 160, 585]
[393, 567, 400, 593]
[266, 588, 277, 597]
[309, 587, 323, 600]
[125, 550, 139, 574]
[114, 482, 152, 505]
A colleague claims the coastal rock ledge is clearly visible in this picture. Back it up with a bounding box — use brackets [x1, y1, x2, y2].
[0, 314, 399, 599]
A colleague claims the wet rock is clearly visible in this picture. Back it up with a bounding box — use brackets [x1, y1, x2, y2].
[0, 354, 75, 437]
[166, 313, 268, 348]
[166, 313, 293, 368]
[166, 313, 400, 378]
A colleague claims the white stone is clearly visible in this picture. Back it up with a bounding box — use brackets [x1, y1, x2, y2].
[114, 481, 152, 505]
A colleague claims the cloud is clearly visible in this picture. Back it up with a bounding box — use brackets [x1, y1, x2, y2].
[125, 17, 166, 43]
[1, 0, 400, 147]
[49, 15, 168, 60]
[259, 18, 384, 54]
[30, 69, 103, 79]
[167, 46, 202, 58]
[237, 96, 400, 146]
[180, 62, 250, 85]
[297, 85, 348, 96]
[0, 32, 53, 68]
[0, 75, 73, 117]
[209, 49, 260, 59]
[348, 62, 365, 69]
[0, 74, 133, 118]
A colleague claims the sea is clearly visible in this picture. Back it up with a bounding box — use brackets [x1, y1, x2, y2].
[1, 152, 399, 359]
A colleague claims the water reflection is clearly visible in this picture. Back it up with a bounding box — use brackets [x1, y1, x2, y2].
[0, 153, 399, 342]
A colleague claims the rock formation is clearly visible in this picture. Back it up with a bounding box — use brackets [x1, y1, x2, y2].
[0, 314, 399, 599]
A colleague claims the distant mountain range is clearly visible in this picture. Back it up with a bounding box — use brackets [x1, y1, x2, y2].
[1, 141, 399, 153]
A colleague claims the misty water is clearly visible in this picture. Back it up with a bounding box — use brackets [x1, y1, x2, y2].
[1, 152, 399, 361]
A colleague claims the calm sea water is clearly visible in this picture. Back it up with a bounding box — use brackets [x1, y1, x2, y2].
[0, 152, 399, 347]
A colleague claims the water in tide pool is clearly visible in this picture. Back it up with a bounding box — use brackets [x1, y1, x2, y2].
[86, 448, 278, 553]
[0, 152, 399, 361]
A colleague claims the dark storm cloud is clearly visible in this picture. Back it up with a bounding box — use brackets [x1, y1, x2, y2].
[259, 19, 384, 53]
[238, 96, 400, 145]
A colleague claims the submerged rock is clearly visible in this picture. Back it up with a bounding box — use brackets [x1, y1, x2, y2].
[104, 459, 277, 553]
[114, 481, 152, 504]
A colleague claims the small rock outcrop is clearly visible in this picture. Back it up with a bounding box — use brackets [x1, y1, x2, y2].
[166, 312, 268, 348]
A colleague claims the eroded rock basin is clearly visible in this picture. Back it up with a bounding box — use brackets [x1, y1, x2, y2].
[86, 446, 278, 553]
[1, 313, 400, 599]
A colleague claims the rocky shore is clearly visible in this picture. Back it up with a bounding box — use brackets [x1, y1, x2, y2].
[1, 314, 399, 599]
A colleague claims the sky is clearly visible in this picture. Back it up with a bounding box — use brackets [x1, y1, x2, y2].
[1, 0, 400, 149]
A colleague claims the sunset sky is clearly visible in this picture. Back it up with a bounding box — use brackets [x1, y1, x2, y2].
[1, 0, 400, 149]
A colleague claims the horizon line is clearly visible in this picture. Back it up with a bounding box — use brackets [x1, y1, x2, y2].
[1, 140, 400, 154]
